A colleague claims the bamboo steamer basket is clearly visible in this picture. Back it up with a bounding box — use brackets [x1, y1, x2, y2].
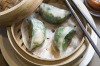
[0, 0, 43, 27]
[6, 0, 91, 65]
[7, 18, 90, 66]
[4, 27, 88, 66]
[7, 24, 90, 66]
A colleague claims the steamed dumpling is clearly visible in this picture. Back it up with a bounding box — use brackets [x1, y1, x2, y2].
[21, 18, 46, 51]
[54, 26, 76, 53]
[39, 3, 71, 24]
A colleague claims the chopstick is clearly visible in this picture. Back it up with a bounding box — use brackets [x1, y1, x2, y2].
[72, 0, 100, 38]
[65, 0, 100, 57]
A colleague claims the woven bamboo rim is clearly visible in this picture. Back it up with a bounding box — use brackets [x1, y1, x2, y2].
[9, 21, 87, 62]
[7, 25, 89, 65]
[7, 27, 88, 66]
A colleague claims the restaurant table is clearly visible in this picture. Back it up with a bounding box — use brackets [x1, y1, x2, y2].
[0, 16, 100, 66]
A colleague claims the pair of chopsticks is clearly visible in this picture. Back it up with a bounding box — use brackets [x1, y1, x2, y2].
[65, 0, 100, 57]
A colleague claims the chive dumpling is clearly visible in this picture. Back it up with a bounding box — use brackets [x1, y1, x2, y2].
[21, 18, 46, 51]
[54, 26, 76, 53]
[39, 3, 71, 24]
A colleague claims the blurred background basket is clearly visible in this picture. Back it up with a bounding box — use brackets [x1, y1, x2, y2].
[0, 0, 43, 27]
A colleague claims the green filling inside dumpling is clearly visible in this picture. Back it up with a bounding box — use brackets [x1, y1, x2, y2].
[54, 26, 76, 52]
[62, 30, 75, 50]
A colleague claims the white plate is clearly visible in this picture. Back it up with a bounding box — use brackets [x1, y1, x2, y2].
[76, 0, 98, 66]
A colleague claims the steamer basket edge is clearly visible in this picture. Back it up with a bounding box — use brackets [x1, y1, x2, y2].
[7, 27, 88, 66]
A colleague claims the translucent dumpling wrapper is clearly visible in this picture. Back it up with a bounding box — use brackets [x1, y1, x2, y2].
[21, 18, 46, 51]
[54, 26, 76, 55]
[39, 3, 71, 24]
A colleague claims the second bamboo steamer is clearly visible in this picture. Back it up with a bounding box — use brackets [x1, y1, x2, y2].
[0, 0, 43, 27]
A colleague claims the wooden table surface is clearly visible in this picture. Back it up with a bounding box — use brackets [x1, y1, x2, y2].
[0, 51, 8, 66]
[0, 16, 100, 66]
